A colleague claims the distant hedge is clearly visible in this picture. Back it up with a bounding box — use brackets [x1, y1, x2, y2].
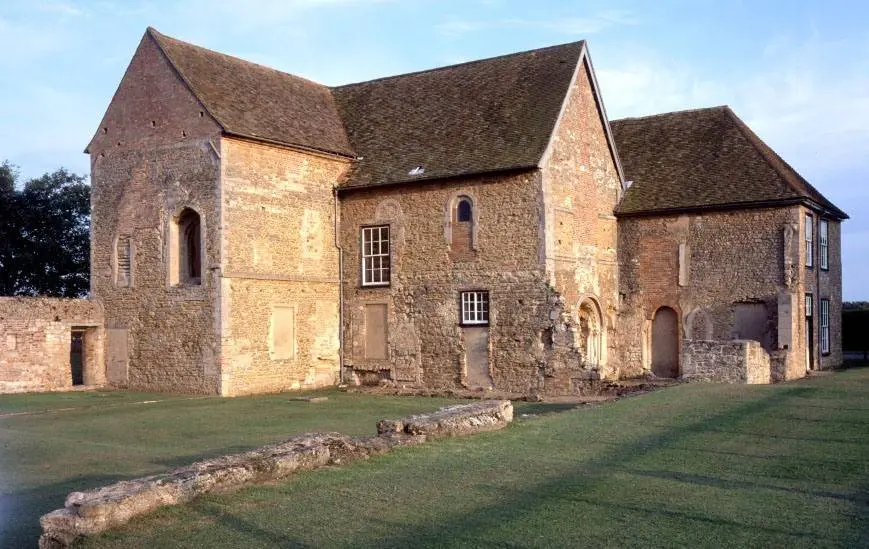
[843, 309, 869, 356]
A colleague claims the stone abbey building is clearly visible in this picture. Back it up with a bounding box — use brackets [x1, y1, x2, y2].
[0, 28, 847, 395]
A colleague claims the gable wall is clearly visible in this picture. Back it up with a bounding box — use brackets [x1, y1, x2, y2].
[539, 58, 622, 384]
[89, 33, 223, 394]
[218, 137, 347, 396]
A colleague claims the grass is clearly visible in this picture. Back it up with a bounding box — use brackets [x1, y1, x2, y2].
[4, 369, 869, 548]
[0, 389, 471, 547]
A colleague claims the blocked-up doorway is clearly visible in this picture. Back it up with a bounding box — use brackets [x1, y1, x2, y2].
[651, 307, 679, 378]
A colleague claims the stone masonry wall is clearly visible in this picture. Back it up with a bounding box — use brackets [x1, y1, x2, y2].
[618, 206, 806, 381]
[798, 208, 844, 372]
[340, 171, 568, 394]
[540, 58, 622, 387]
[88, 32, 223, 394]
[219, 138, 348, 396]
[681, 339, 771, 384]
[0, 298, 104, 393]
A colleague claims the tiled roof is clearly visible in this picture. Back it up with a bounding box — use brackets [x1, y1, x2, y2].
[332, 41, 586, 189]
[148, 28, 354, 157]
[611, 106, 847, 219]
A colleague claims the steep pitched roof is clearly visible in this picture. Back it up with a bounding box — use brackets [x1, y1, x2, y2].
[147, 28, 354, 157]
[611, 106, 847, 219]
[332, 41, 587, 189]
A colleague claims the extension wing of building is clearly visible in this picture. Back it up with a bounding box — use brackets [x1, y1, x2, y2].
[0, 28, 847, 395]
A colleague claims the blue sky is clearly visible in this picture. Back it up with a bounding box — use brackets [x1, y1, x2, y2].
[1, 0, 866, 298]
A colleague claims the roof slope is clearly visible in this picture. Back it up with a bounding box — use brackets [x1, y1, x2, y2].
[148, 28, 354, 157]
[332, 41, 586, 189]
[611, 106, 847, 219]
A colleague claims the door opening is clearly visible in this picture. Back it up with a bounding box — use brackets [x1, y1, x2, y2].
[70, 330, 85, 386]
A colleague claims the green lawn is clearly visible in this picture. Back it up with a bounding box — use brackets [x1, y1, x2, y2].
[0, 390, 470, 547]
[4, 370, 869, 549]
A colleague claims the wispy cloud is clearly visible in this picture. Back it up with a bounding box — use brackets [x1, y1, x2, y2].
[437, 10, 637, 36]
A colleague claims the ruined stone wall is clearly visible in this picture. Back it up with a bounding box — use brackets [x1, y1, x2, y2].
[340, 171, 574, 394]
[219, 138, 348, 396]
[540, 58, 622, 385]
[681, 339, 771, 384]
[618, 206, 806, 381]
[0, 298, 104, 393]
[88, 33, 223, 394]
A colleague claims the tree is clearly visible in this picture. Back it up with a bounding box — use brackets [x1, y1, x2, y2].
[0, 161, 90, 297]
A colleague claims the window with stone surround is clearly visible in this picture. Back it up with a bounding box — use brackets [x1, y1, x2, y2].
[449, 195, 475, 256]
[361, 225, 390, 286]
[805, 213, 813, 268]
[461, 290, 489, 325]
[820, 298, 830, 355]
[819, 219, 829, 270]
[171, 208, 202, 286]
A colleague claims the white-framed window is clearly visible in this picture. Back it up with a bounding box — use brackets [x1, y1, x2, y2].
[461, 290, 489, 325]
[819, 219, 829, 270]
[820, 298, 830, 355]
[805, 214, 813, 267]
[361, 225, 390, 286]
[805, 294, 813, 318]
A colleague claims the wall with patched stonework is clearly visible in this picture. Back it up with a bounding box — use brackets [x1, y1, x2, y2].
[540, 58, 622, 386]
[88, 32, 223, 394]
[682, 339, 771, 384]
[0, 298, 104, 393]
[618, 206, 813, 382]
[218, 137, 347, 396]
[340, 171, 562, 394]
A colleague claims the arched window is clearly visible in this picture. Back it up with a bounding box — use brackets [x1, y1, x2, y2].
[176, 208, 201, 285]
[456, 198, 472, 222]
[450, 195, 475, 256]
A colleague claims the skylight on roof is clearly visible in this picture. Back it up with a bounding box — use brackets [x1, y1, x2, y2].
[408, 166, 425, 176]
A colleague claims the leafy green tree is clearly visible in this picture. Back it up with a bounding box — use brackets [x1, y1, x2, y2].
[0, 161, 90, 297]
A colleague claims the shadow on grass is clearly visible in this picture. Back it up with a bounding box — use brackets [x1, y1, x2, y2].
[514, 402, 580, 416]
[153, 445, 262, 469]
[1, 474, 129, 549]
[192, 502, 313, 549]
[367, 386, 845, 548]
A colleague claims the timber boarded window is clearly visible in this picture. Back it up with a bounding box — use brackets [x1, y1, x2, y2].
[115, 237, 132, 287]
[820, 298, 830, 355]
[461, 291, 489, 325]
[805, 214, 813, 268]
[361, 225, 390, 286]
[819, 219, 829, 270]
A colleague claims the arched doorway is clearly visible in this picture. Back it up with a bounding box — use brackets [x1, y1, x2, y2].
[651, 306, 679, 378]
[578, 298, 603, 367]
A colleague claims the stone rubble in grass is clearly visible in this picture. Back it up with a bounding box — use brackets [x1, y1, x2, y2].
[38, 400, 512, 549]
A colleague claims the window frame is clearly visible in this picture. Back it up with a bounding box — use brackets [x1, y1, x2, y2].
[819, 219, 829, 271]
[820, 298, 830, 355]
[805, 213, 814, 268]
[460, 290, 490, 326]
[360, 224, 391, 287]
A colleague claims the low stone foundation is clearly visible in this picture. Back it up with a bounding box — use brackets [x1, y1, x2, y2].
[681, 339, 771, 384]
[0, 297, 104, 394]
[39, 400, 513, 548]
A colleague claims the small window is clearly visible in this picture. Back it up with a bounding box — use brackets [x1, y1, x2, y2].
[116, 237, 132, 287]
[820, 298, 830, 355]
[805, 214, 813, 267]
[461, 291, 489, 325]
[805, 294, 813, 318]
[819, 219, 828, 270]
[361, 225, 390, 286]
[456, 198, 472, 222]
[177, 208, 202, 285]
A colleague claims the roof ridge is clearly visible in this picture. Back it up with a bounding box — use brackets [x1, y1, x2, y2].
[612, 105, 729, 124]
[147, 27, 330, 90]
[331, 40, 585, 90]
